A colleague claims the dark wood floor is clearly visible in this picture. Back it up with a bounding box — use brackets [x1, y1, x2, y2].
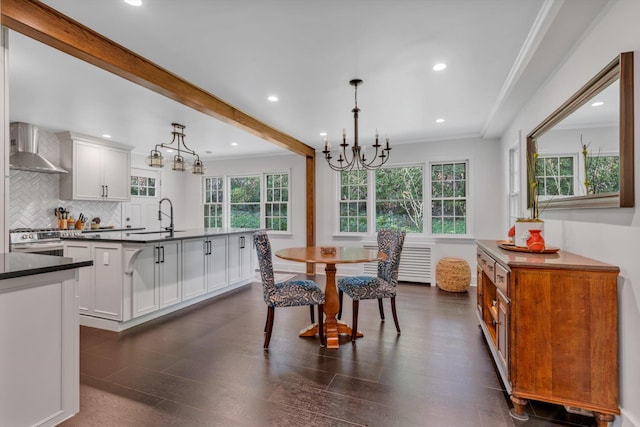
[61, 276, 598, 427]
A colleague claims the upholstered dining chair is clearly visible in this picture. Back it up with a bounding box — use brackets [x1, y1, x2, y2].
[337, 229, 406, 341]
[253, 230, 325, 349]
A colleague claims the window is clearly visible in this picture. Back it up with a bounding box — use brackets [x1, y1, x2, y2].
[431, 162, 468, 235]
[585, 154, 619, 194]
[508, 146, 521, 227]
[130, 175, 157, 197]
[375, 166, 423, 232]
[203, 177, 224, 228]
[536, 155, 575, 197]
[229, 176, 261, 228]
[339, 170, 368, 233]
[264, 173, 289, 231]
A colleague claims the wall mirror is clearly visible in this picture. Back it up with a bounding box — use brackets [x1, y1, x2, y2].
[527, 52, 634, 209]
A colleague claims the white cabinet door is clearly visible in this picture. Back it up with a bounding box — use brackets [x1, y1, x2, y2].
[206, 235, 227, 291]
[239, 233, 254, 281]
[73, 141, 103, 200]
[64, 242, 92, 314]
[182, 238, 207, 300]
[158, 241, 181, 308]
[92, 243, 123, 320]
[228, 233, 253, 284]
[132, 245, 159, 317]
[58, 132, 132, 201]
[103, 146, 131, 201]
[228, 234, 242, 284]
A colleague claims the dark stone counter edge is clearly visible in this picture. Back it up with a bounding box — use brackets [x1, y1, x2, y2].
[0, 258, 94, 281]
[61, 228, 260, 244]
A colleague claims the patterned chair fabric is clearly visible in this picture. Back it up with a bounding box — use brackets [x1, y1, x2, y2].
[337, 229, 406, 341]
[337, 229, 405, 301]
[253, 231, 325, 307]
[253, 230, 325, 350]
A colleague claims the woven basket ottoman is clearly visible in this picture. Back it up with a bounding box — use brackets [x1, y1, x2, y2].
[436, 257, 470, 292]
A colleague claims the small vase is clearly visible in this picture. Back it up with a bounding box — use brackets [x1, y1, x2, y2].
[526, 229, 545, 252]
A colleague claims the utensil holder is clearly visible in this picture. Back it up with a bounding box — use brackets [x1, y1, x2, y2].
[58, 219, 68, 229]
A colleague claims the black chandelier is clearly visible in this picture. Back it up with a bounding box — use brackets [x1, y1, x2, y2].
[146, 123, 206, 175]
[322, 79, 391, 171]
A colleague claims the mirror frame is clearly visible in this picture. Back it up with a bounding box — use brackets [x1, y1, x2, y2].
[527, 52, 634, 209]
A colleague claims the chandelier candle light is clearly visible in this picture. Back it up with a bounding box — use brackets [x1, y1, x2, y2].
[146, 123, 206, 174]
[322, 79, 391, 171]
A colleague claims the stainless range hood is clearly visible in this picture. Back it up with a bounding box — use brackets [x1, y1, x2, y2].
[9, 122, 68, 173]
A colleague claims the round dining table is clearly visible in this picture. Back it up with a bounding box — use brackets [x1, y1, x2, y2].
[275, 246, 386, 349]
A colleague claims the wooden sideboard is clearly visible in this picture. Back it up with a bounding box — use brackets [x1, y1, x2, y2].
[476, 240, 619, 427]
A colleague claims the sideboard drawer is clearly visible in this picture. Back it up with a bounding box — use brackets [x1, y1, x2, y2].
[477, 249, 495, 283]
[494, 263, 509, 296]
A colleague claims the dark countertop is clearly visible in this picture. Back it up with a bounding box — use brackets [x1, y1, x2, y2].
[62, 228, 260, 244]
[0, 252, 93, 282]
[81, 227, 145, 233]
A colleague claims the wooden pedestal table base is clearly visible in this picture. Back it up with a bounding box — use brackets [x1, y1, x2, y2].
[275, 247, 385, 349]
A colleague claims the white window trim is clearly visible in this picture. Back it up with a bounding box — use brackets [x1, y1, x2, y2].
[262, 170, 292, 235]
[226, 173, 261, 230]
[333, 168, 370, 237]
[332, 161, 430, 238]
[427, 157, 473, 238]
[508, 143, 521, 229]
[536, 151, 579, 200]
[203, 176, 224, 229]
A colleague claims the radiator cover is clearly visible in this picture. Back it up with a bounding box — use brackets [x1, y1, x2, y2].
[362, 241, 434, 284]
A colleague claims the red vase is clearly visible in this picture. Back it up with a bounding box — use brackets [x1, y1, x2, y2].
[526, 229, 545, 252]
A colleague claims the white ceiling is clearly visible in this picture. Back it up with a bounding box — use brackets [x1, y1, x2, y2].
[7, 0, 611, 161]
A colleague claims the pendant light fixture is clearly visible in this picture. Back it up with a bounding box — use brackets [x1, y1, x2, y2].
[146, 123, 206, 175]
[322, 79, 391, 171]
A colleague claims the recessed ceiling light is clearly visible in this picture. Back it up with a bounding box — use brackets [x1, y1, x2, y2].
[124, 0, 142, 6]
[102, 134, 112, 138]
[432, 63, 447, 71]
[267, 95, 279, 102]
[436, 118, 445, 123]
[319, 132, 327, 137]
[166, 149, 174, 153]
[591, 101, 604, 107]
[231, 142, 239, 146]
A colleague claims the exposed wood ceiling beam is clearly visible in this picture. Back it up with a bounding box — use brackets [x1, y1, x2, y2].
[0, 0, 316, 158]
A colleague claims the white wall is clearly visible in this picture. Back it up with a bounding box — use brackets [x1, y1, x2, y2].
[501, 1, 640, 425]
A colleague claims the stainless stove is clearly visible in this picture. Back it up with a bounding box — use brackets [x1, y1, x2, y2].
[9, 228, 83, 255]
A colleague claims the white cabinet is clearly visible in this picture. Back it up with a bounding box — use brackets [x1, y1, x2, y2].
[181, 238, 207, 300]
[58, 132, 133, 201]
[64, 241, 92, 314]
[131, 245, 158, 317]
[132, 241, 181, 317]
[182, 236, 227, 300]
[64, 241, 123, 320]
[0, 269, 80, 427]
[159, 241, 181, 308]
[206, 235, 227, 291]
[228, 232, 254, 284]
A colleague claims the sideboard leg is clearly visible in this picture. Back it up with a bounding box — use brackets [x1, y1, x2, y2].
[509, 396, 529, 421]
[594, 413, 614, 427]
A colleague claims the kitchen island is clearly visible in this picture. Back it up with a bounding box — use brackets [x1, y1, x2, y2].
[62, 228, 258, 331]
[0, 253, 93, 427]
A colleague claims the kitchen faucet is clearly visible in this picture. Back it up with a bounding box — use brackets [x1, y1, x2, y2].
[158, 197, 174, 233]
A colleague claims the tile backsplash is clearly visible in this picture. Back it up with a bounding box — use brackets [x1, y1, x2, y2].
[9, 128, 122, 230]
